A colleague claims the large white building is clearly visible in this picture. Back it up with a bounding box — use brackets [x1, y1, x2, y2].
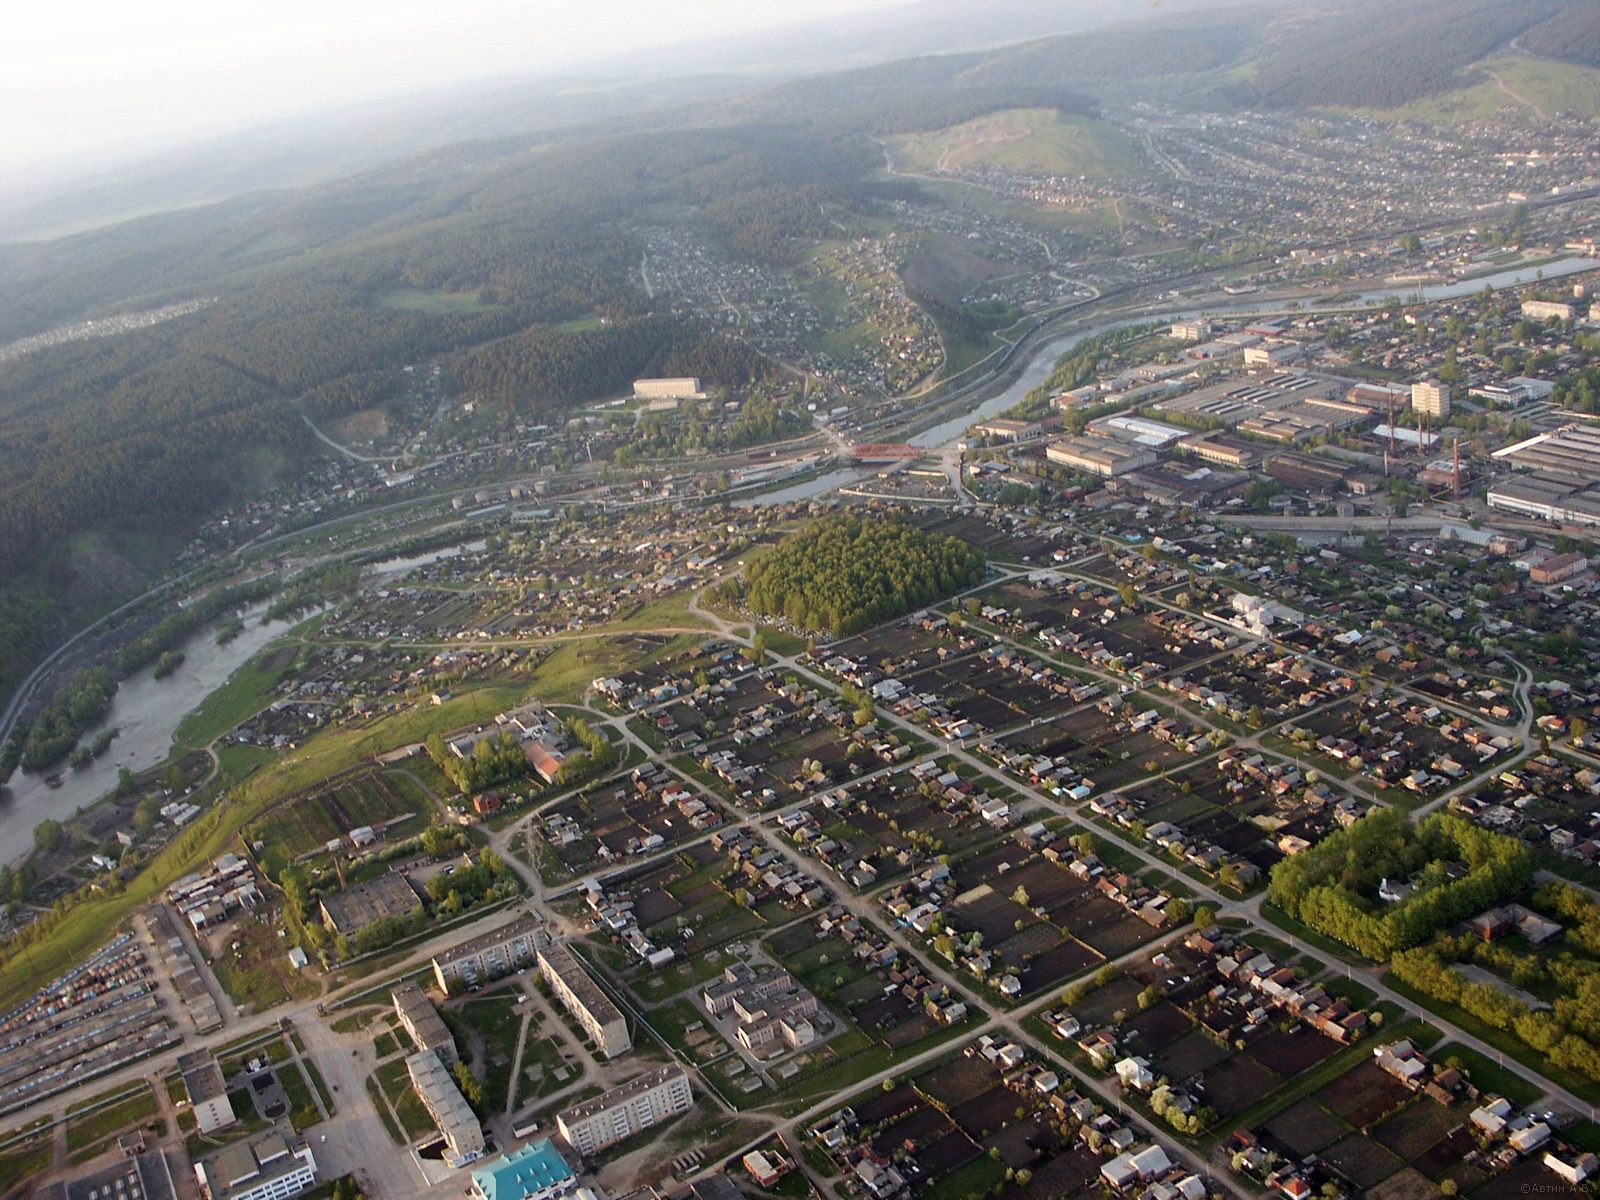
[195, 1134, 317, 1200]
[1411, 379, 1451, 419]
[178, 1050, 237, 1136]
[556, 1066, 693, 1156]
[1522, 299, 1574, 323]
[633, 377, 703, 400]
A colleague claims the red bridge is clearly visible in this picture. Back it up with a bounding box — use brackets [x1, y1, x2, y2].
[849, 442, 919, 463]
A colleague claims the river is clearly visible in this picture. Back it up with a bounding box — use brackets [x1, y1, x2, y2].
[0, 607, 304, 867]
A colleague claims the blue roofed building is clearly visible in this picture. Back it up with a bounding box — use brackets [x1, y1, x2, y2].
[469, 1140, 577, 1200]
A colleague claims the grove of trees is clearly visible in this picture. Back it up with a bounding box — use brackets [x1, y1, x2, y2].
[1267, 809, 1534, 960]
[736, 513, 986, 636]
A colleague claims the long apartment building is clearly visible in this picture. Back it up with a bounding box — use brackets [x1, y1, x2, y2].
[407, 1050, 485, 1167]
[392, 982, 457, 1066]
[536, 942, 630, 1058]
[432, 915, 543, 993]
[556, 1066, 693, 1156]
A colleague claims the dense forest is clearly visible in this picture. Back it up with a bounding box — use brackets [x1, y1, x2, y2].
[1243, 0, 1561, 110]
[736, 513, 986, 637]
[1266, 809, 1534, 960]
[1518, 3, 1600, 67]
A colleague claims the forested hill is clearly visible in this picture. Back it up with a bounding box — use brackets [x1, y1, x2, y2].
[0, 46, 1101, 715]
[1236, 0, 1573, 111]
[1516, 3, 1600, 67]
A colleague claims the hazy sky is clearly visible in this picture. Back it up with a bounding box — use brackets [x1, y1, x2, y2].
[6, 0, 905, 179]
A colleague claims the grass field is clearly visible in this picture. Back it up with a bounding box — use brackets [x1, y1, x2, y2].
[455, 994, 526, 1113]
[65, 1084, 156, 1155]
[275, 1060, 322, 1129]
[211, 915, 320, 1011]
[893, 108, 1145, 179]
[1367, 53, 1600, 123]
[174, 641, 308, 751]
[529, 633, 704, 704]
[1431, 1042, 1543, 1107]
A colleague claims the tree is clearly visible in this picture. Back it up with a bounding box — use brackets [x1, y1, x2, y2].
[1011, 885, 1030, 907]
[451, 1062, 486, 1112]
[34, 820, 64, 854]
[132, 796, 161, 836]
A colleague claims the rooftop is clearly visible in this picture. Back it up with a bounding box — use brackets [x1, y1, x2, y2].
[470, 1139, 575, 1200]
[319, 874, 421, 933]
[538, 941, 624, 1025]
[557, 1065, 688, 1124]
[434, 914, 543, 969]
[177, 1049, 227, 1104]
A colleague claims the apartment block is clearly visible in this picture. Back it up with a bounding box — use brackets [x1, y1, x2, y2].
[407, 1051, 485, 1167]
[556, 1066, 693, 1156]
[1411, 378, 1451, 419]
[432, 915, 543, 992]
[392, 981, 457, 1066]
[537, 942, 630, 1058]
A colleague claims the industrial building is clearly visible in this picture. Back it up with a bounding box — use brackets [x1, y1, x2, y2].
[1181, 431, 1262, 468]
[1530, 552, 1591, 585]
[537, 942, 631, 1058]
[970, 418, 1045, 442]
[1045, 435, 1158, 478]
[407, 1050, 485, 1167]
[470, 1140, 577, 1200]
[432, 914, 543, 992]
[392, 981, 457, 1066]
[1112, 464, 1250, 507]
[632, 377, 703, 400]
[1086, 414, 1191, 448]
[194, 1133, 317, 1200]
[1522, 299, 1574, 323]
[1494, 425, 1600, 484]
[1487, 475, 1600, 528]
[556, 1065, 693, 1156]
[1243, 341, 1303, 367]
[318, 874, 422, 935]
[178, 1049, 236, 1135]
[45, 1151, 179, 1200]
[1411, 379, 1451, 419]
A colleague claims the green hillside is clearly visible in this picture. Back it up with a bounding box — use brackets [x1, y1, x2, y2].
[891, 109, 1144, 178]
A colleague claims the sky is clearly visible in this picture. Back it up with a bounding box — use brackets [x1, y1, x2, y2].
[4, 0, 906, 181]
